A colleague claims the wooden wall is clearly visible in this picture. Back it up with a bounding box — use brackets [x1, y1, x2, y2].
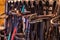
[0, 0, 5, 26]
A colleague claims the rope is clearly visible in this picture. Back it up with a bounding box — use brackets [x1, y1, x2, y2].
[11, 27, 17, 40]
[7, 32, 11, 40]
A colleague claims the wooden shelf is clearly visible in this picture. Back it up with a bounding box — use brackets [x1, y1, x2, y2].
[0, 26, 5, 31]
